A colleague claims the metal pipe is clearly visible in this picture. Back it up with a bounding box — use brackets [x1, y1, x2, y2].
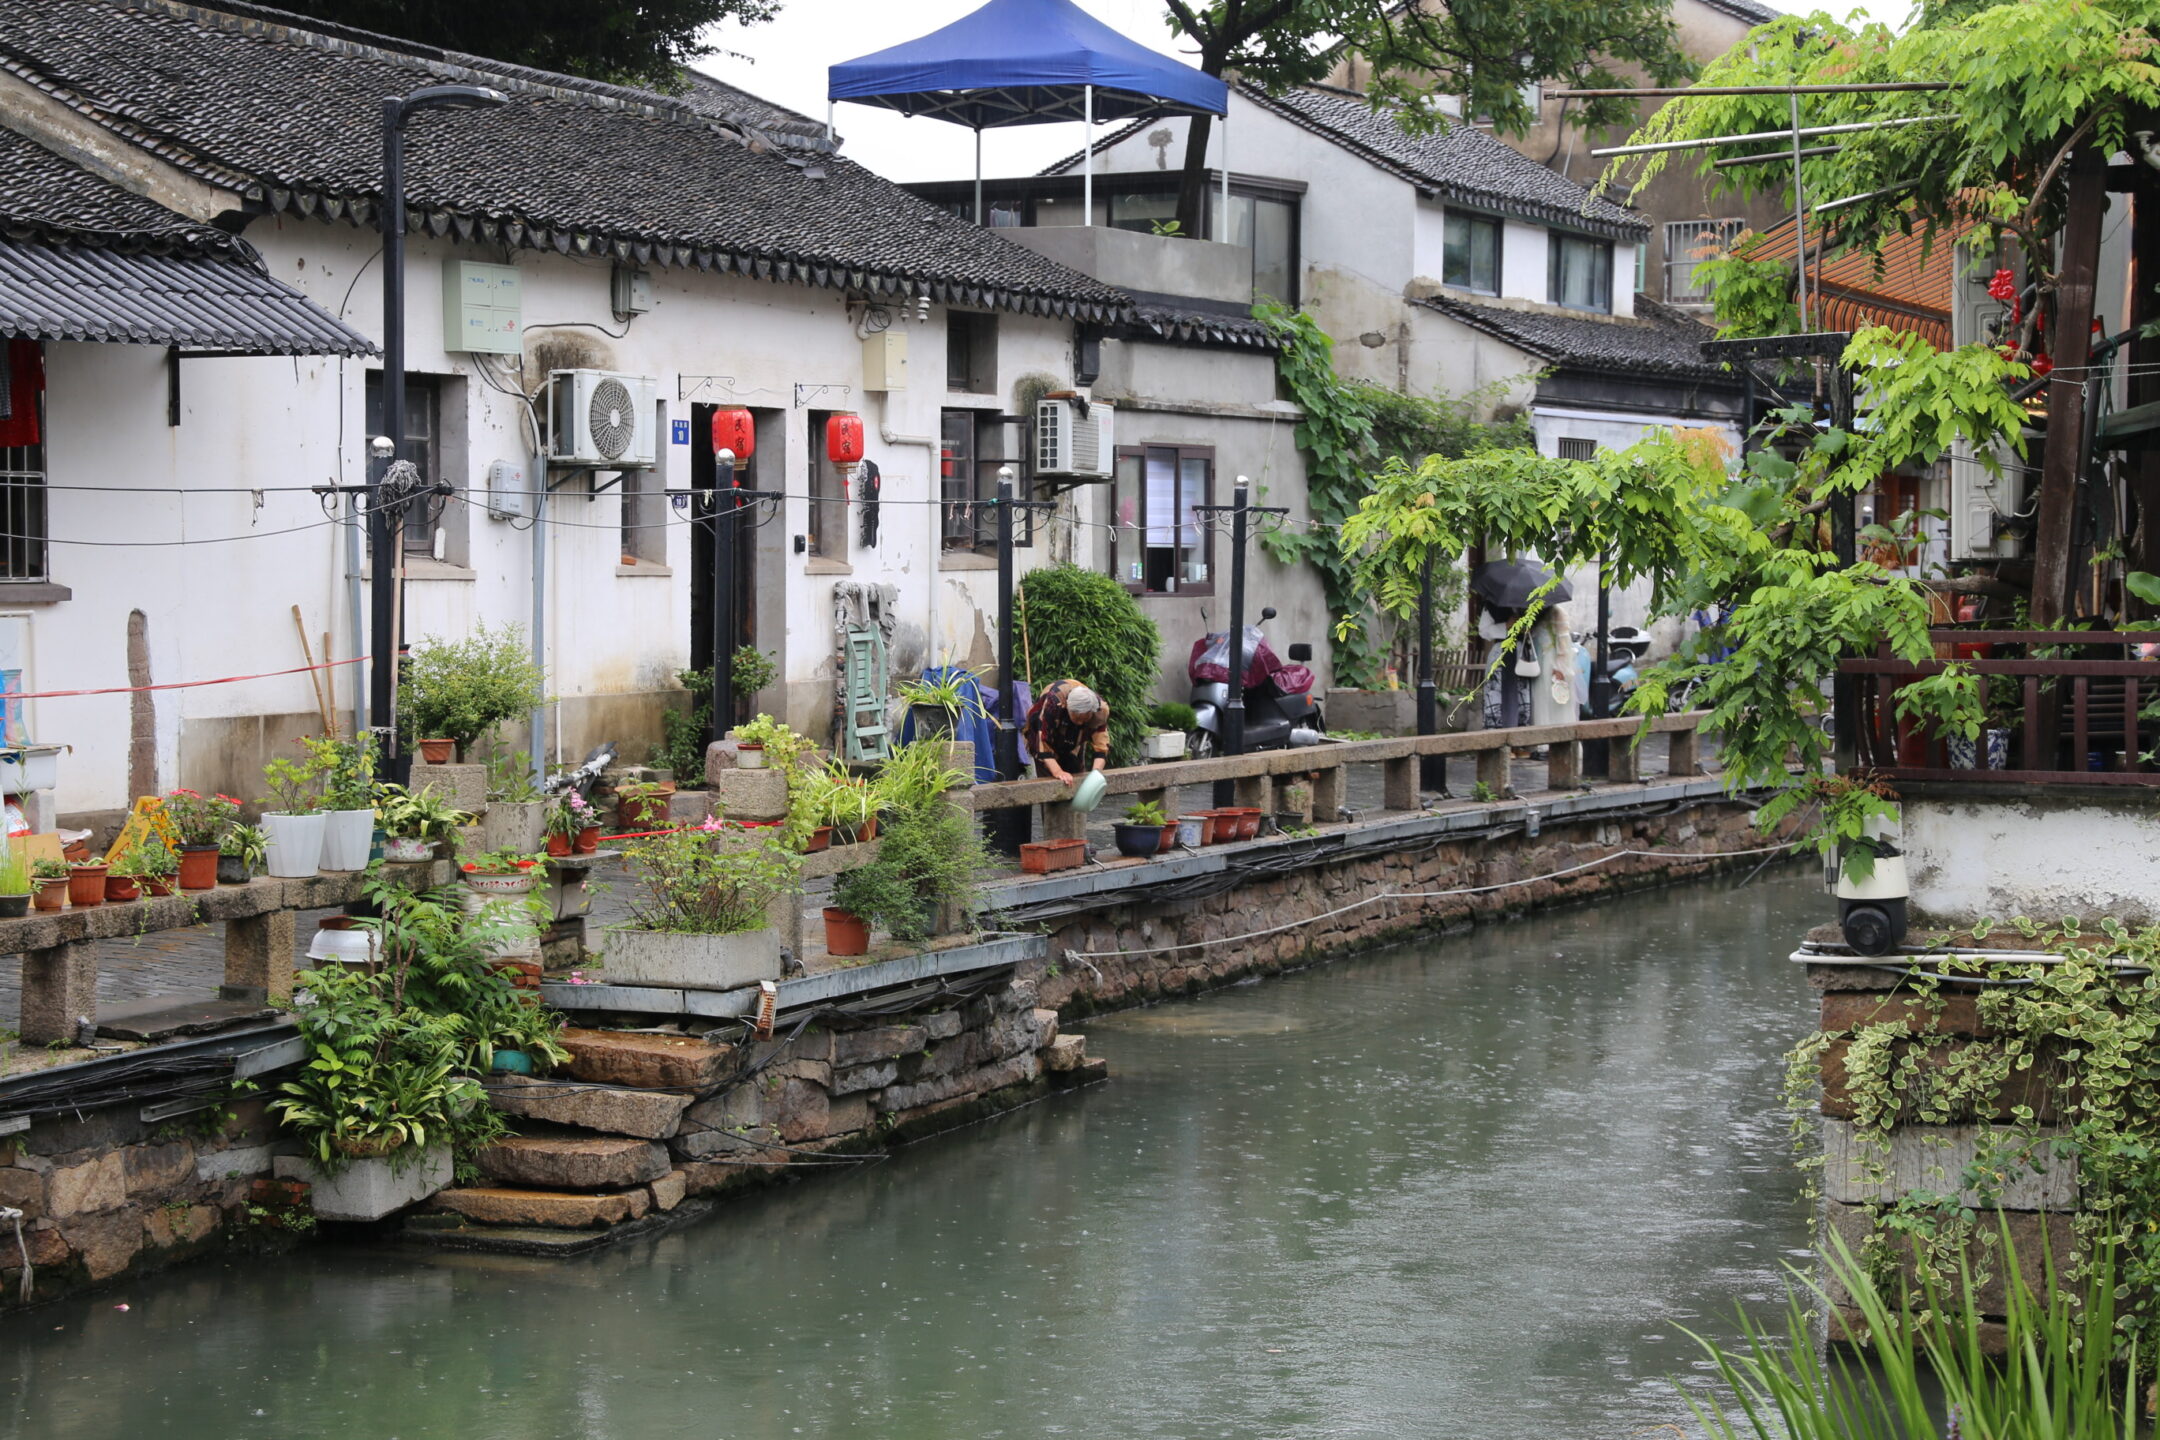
[1083, 84, 1093, 227]
[1790, 91, 1809, 331]
[1715, 143, 1839, 168]
[528, 466, 548, 786]
[373, 96, 404, 768]
[1813, 177, 1925, 214]
[995, 468, 1015, 721]
[1214, 477, 1250, 808]
[1554, 82, 1954, 99]
[1219, 108, 1229, 240]
[1592, 113, 1946, 158]
[345, 491, 364, 739]
[973, 126, 983, 227]
[710, 449, 737, 746]
[1416, 550, 1442, 793]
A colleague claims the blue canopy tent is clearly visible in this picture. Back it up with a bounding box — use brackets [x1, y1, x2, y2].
[828, 0, 1230, 226]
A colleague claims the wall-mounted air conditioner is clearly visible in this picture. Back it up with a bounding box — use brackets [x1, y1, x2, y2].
[546, 369, 658, 467]
[1035, 394, 1114, 481]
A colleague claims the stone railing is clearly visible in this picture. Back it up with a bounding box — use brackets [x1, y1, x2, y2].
[963, 712, 1710, 839]
[0, 861, 455, 1046]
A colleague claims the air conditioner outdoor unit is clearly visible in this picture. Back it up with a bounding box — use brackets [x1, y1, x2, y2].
[1035, 395, 1114, 480]
[546, 369, 658, 467]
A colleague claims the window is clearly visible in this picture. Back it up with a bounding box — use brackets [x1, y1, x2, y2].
[0, 340, 48, 583]
[619, 397, 667, 567]
[1209, 190, 1300, 305]
[364, 372, 448, 556]
[1663, 219, 1744, 303]
[1442, 212, 1502, 295]
[1556, 437, 1597, 462]
[1109, 191, 1178, 234]
[1110, 445, 1212, 595]
[1549, 233, 1613, 313]
[947, 312, 997, 394]
[805, 409, 847, 562]
[940, 409, 1027, 552]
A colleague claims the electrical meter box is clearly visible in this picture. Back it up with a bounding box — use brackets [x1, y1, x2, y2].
[861, 331, 907, 391]
[442, 260, 522, 354]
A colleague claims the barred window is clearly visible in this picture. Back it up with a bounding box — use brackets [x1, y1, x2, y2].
[1664, 219, 1745, 303]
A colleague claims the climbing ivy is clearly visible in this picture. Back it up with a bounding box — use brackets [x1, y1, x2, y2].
[1790, 920, 2160, 1347]
[1253, 301, 1530, 689]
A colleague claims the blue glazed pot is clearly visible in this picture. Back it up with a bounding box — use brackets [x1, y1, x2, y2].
[489, 1049, 535, 1075]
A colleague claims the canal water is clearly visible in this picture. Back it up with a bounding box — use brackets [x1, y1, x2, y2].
[0, 866, 1819, 1440]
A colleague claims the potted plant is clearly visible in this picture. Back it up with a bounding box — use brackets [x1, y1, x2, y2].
[376, 785, 471, 862]
[544, 789, 597, 857]
[31, 857, 67, 912]
[730, 713, 815, 775]
[131, 837, 181, 897]
[1144, 702, 1195, 761]
[461, 848, 543, 897]
[818, 760, 879, 843]
[1114, 799, 1174, 858]
[0, 846, 29, 919]
[309, 736, 378, 871]
[66, 856, 108, 908]
[898, 667, 986, 740]
[615, 779, 674, 832]
[219, 823, 266, 885]
[103, 841, 146, 902]
[260, 749, 326, 878]
[828, 780, 987, 945]
[604, 826, 800, 988]
[479, 751, 548, 853]
[402, 623, 547, 765]
[731, 644, 778, 706]
[827, 860, 920, 957]
[163, 789, 240, 890]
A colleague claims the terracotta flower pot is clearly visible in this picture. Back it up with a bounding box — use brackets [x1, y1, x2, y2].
[141, 876, 176, 898]
[67, 866, 108, 907]
[177, 845, 220, 891]
[804, 825, 833, 854]
[32, 877, 66, 912]
[575, 825, 600, 854]
[617, 793, 672, 832]
[546, 833, 572, 857]
[104, 874, 141, 903]
[823, 906, 870, 957]
[418, 738, 456, 765]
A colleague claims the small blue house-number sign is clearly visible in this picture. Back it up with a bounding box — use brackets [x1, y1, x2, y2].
[671, 419, 691, 446]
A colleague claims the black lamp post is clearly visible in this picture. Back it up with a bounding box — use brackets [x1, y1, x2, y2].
[370, 84, 506, 769]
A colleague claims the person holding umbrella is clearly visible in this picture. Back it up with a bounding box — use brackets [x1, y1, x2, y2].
[1473, 560, 1579, 736]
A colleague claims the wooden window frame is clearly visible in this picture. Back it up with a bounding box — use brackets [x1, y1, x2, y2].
[1110, 444, 1215, 598]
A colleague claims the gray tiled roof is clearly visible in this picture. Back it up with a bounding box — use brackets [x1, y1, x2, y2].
[0, 0, 1130, 320]
[0, 129, 375, 352]
[1246, 85, 1645, 240]
[1416, 293, 1728, 378]
[1125, 302, 1277, 351]
[1695, 0, 1781, 26]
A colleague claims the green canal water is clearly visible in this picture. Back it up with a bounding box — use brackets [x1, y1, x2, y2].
[0, 866, 1820, 1440]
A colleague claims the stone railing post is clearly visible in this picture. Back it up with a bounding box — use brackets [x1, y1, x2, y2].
[1546, 739, 1582, 790]
[20, 940, 96, 1046]
[224, 910, 296, 1005]
[1309, 762, 1344, 824]
[1476, 742, 1511, 798]
[1382, 755, 1417, 810]
[1609, 733, 1640, 783]
[1668, 723, 1701, 778]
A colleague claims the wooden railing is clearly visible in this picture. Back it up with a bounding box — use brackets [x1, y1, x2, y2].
[964, 711, 1711, 838]
[1838, 630, 2160, 786]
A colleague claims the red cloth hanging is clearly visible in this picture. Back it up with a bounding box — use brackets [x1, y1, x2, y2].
[0, 341, 43, 448]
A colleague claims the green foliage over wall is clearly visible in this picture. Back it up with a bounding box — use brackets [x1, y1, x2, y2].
[1015, 565, 1162, 768]
[1254, 301, 1532, 688]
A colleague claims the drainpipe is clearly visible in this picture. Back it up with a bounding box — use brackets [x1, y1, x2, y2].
[529, 463, 549, 785]
[878, 389, 939, 667]
[345, 493, 365, 738]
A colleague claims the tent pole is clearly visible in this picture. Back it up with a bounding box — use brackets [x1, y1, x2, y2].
[1083, 84, 1093, 227]
[825, 101, 834, 148]
[1219, 108, 1229, 239]
[974, 126, 983, 226]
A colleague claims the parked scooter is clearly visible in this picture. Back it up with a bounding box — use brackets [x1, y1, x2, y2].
[1187, 607, 1326, 757]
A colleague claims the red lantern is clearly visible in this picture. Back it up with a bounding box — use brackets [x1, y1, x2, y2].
[825, 413, 865, 466]
[710, 407, 756, 462]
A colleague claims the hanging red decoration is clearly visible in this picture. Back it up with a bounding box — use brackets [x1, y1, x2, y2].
[0, 341, 45, 449]
[709, 407, 755, 462]
[825, 413, 865, 466]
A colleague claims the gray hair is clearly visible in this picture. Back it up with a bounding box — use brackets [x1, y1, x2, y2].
[1065, 684, 1102, 717]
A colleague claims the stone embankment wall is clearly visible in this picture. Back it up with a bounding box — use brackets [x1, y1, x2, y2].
[0, 1093, 287, 1306]
[1033, 798, 1793, 1015]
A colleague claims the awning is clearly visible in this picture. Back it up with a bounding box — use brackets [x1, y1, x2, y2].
[829, 0, 1227, 127]
[0, 238, 376, 356]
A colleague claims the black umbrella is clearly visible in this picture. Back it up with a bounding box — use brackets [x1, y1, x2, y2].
[1471, 559, 1573, 609]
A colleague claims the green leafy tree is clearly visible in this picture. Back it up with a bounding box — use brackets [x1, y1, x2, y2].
[269, 0, 779, 89]
[1160, 0, 1694, 236]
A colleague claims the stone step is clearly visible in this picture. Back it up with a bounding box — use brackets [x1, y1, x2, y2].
[484, 1076, 694, 1140]
[433, 1186, 652, 1230]
[477, 1135, 670, 1191]
[560, 1028, 733, 1089]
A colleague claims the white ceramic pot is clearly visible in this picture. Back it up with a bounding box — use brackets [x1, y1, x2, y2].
[319, 808, 377, 871]
[736, 746, 767, 770]
[462, 869, 540, 957]
[382, 835, 433, 863]
[261, 812, 325, 878]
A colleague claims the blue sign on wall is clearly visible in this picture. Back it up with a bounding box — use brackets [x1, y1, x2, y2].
[670, 419, 691, 446]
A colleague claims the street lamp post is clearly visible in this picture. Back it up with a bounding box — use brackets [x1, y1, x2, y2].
[371, 85, 505, 774]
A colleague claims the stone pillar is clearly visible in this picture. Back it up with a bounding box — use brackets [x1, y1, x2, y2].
[1609, 736, 1640, 783]
[1382, 756, 1417, 811]
[1307, 765, 1342, 823]
[1546, 740, 1581, 790]
[20, 941, 96, 1046]
[224, 910, 296, 1004]
[1476, 744, 1511, 798]
[1234, 773, 1271, 812]
[1668, 726, 1701, 778]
